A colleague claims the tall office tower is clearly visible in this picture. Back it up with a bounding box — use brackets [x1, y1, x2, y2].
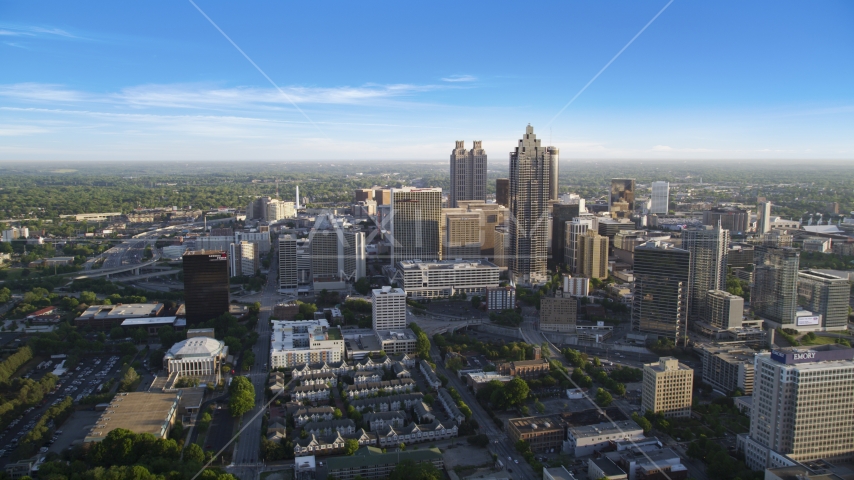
[565, 217, 594, 274]
[182, 250, 230, 325]
[390, 187, 442, 264]
[245, 196, 271, 220]
[753, 246, 799, 327]
[309, 226, 366, 283]
[682, 225, 729, 322]
[372, 286, 407, 331]
[440, 209, 482, 260]
[266, 199, 296, 221]
[228, 241, 258, 277]
[508, 125, 559, 284]
[493, 227, 510, 268]
[642, 357, 693, 418]
[495, 178, 510, 207]
[374, 189, 391, 206]
[757, 201, 772, 234]
[449, 140, 487, 208]
[551, 203, 581, 266]
[296, 238, 311, 287]
[632, 242, 691, 344]
[278, 235, 298, 291]
[702, 206, 750, 234]
[354, 188, 374, 203]
[650, 181, 670, 215]
[609, 179, 636, 217]
[797, 270, 850, 330]
[740, 346, 854, 470]
[578, 230, 609, 280]
[704, 290, 744, 329]
[457, 200, 507, 255]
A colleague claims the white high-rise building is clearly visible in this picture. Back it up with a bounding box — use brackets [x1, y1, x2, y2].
[650, 181, 670, 215]
[278, 235, 298, 291]
[372, 287, 407, 331]
[758, 201, 772, 234]
[228, 241, 258, 277]
[739, 346, 854, 470]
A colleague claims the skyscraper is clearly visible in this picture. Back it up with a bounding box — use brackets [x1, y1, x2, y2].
[228, 241, 258, 277]
[702, 206, 750, 234]
[609, 179, 635, 218]
[757, 201, 772, 234]
[578, 230, 609, 280]
[632, 241, 691, 345]
[182, 250, 230, 325]
[797, 270, 850, 331]
[752, 246, 799, 327]
[440, 208, 482, 260]
[495, 178, 510, 207]
[278, 234, 298, 291]
[740, 346, 854, 470]
[565, 217, 593, 274]
[449, 140, 487, 208]
[551, 203, 581, 266]
[390, 187, 442, 264]
[509, 125, 559, 284]
[682, 225, 729, 322]
[650, 181, 669, 215]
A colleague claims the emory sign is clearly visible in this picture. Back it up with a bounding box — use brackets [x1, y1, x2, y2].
[772, 347, 854, 365]
[793, 352, 816, 361]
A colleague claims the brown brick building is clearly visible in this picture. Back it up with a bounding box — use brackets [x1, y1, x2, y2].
[495, 358, 550, 379]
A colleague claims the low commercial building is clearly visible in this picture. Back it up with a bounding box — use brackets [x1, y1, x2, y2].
[123, 316, 186, 335]
[464, 371, 513, 391]
[507, 415, 565, 453]
[495, 358, 550, 379]
[390, 259, 501, 299]
[163, 333, 228, 384]
[486, 286, 516, 311]
[540, 292, 577, 333]
[605, 447, 687, 480]
[270, 319, 344, 368]
[698, 346, 755, 395]
[76, 303, 165, 329]
[84, 392, 180, 443]
[565, 420, 644, 456]
[325, 446, 443, 480]
[642, 358, 693, 418]
[376, 329, 417, 355]
[543, 466, 577, 480]
[587, 457, 627, 480]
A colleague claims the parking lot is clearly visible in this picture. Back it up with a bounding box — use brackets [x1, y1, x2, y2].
[0, 354, 126, 465]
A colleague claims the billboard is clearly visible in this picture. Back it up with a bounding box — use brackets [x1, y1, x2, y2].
[797, 316, 821, 326]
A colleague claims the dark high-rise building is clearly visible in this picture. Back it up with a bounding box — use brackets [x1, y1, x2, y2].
[496, 178, 510, 207]
[449, 141, 487, 208]
[752, 246, 799, 326]
[682, 225, 729, 322]
[702, 206, 750, 235]
[727, 243, 754, 269]
[551, 203, 581, 266]
[509, 125, 559, 284]
[182, 250, 230, 325]
[631, 241, 691, 345]
[609, 179, 635, 216]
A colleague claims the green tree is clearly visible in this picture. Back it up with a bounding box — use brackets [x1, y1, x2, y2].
[110, 326, 125, 340]
[354, 277, 371, 295]
[388, 460, 442, 480]
[470, 295, 481, 308]
[333, 408, 343, 419]
[344, 439, 360, 455]
[595, 388, 613, 407]
[249, 301, 261, 315]
[79, 291, 97, 304]
[184, 443, 205, 463]
[229, 376, 256, 417]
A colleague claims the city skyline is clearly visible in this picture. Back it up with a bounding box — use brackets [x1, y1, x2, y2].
[1, 1, 853, 161]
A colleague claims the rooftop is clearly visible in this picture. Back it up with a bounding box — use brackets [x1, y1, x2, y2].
[568, 420, 643, 438]
[84, 392, 180, 442]
[79, 303, 164, 320]
[121, 316, 179, 326]
[589, 457, 626, 477]
[165, 336, 226, 358]
[325, 446, 442, 470]
[544, 466, 577, 480]
[397, 259, 499, 271]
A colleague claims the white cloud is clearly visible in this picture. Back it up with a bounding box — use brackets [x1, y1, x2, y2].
[0, 83, 87, 103]
[0, 24, 80, 39]
[652, 145, 673, 151]
[441, 75, 477, 83]
[0, 124, 49, 136]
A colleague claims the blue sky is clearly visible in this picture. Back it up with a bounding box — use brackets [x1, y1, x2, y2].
[1, 1, 853, 162]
